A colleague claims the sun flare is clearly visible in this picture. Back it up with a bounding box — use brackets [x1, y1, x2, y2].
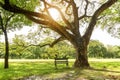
[48, 8, 60, 20]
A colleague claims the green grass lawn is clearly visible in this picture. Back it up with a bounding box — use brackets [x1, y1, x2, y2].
[0, 59, 120, 80]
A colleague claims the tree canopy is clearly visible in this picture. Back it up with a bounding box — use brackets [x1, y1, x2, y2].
[0, 0, 118, 68]
[0, 0, 39, 68]
[98, 1, 120, 38]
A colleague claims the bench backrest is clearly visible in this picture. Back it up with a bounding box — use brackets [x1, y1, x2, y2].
[55, 58, 68, 60]
[54, 55, 68, 68]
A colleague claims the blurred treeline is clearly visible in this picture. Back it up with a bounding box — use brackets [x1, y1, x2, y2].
[0, 35, 120, 59]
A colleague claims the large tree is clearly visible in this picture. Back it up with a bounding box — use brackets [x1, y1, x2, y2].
[0, 10, 14, 69]
[0, 0, 35, 68]
[0, 0, 118, 68]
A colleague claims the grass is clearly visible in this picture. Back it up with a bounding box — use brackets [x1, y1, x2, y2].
[0, 60, 72, 80]
[0, 59, 120, 80]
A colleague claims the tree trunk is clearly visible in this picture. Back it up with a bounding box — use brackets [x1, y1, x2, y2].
[74, 48, 90, 68]
[73, 38, 90, 68]
[4, 30, 9, 69]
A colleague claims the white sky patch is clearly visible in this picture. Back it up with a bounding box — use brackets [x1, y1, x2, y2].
[91, 28, 120, 46]
[0, 26, 38, 43]
[48, 8, 60, 20]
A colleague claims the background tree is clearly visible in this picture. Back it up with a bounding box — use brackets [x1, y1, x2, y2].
[0, 0, 36, 68]
[106, 45, 120, 58]
[8, 35, 120, 59]
[10, 35, 29, 59]
[0, 9, 15, 68]
[88, 40, 107, 58]
[0, 0, 118, 68]
[41, 38, 75, 59]
[10, 33, 75, 59]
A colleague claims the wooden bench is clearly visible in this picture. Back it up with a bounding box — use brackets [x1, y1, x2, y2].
[54, 55, 68, 68]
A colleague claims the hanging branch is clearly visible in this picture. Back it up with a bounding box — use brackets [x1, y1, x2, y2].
[2, 0, 73, 40]
[40, 0, 74, 40]
[65, 3, 72, 15]
[78, 0, 92, 20]
[71, 0, 79, 27]
[1, 2, 48, 20]
[16, 36, 65, 49]
[83, 0, 117, 45]
[49, 36, 66, 47]
[26, 14, 66, 37]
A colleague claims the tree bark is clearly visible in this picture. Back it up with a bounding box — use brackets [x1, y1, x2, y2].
[73, 38, 90, 68]
[74, 57, 89, 68]
[4, 30, 9, 69]
[74, 48, 89, 68]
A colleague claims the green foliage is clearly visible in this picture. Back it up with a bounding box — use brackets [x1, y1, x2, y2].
[0, 0, 36, 32]
[8, 14, 32, 30]
[88, 40, 107, 58]
[9, 0, 39, 11]
[88, 40, 120, 58]
[106, 45, 120, 58]
[9, 35, 29, 59]
[98, 1, 120, 38]
[1, 37, 120, 59]
[8, 34, 75, 59]
[41, 40, 75, 59]
[98, 2, 120, 28]
[23, 46, 42, 59]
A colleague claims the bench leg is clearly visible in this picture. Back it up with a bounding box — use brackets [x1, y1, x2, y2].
[66, 62, 68, 67]
[55, 61, 57, 69]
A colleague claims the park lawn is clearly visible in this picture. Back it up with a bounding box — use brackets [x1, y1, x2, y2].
[0, 59, 120, 80]
[0, 61, 72, 80]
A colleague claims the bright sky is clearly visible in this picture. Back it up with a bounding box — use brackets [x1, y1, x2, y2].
[91, 28, 120, 46]
[0, 26, 120, 46]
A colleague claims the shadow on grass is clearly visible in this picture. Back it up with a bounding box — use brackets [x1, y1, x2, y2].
[90, 68, 120, 73]
[73, 66, 120, 80]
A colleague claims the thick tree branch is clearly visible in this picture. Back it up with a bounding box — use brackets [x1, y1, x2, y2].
[41, 0, 72, 30]
[26, 15, 65, 37]
[66, 0, 82, 38]
[1, 1, 74, 41]
[71, 0, 79, 27]
[49, 36, 66, 47]
[26, 14, 73, 41]
[16, 36, 65, 49]
[1, 2, 48, 20]
[83, 0, 117, 45]
[14, 43, 51, 52]
[27, 43, 51, 48]
[41, 1, 75, 40]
